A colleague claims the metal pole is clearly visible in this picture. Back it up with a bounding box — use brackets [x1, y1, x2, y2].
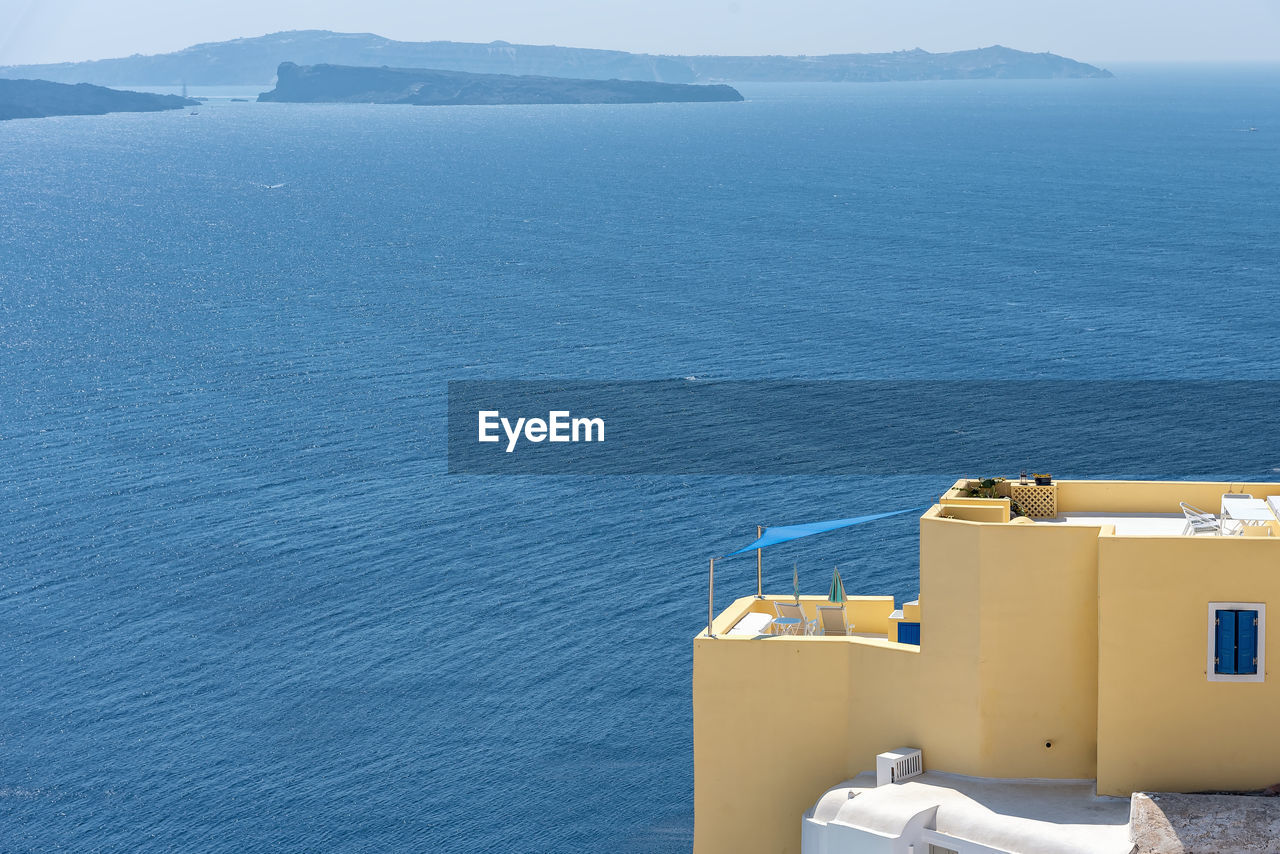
[707, 557, 716, 638]
[756, 525, 764, 598]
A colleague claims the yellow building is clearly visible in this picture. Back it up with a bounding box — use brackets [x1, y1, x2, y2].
[693, 478, 1280, 854]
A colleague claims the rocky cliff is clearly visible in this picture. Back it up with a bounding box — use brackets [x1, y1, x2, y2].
[256, 62, 744, 106]
[0, 78, 196, 120]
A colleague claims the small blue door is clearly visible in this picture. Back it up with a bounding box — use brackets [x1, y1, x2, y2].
[898, 621, 920, 646]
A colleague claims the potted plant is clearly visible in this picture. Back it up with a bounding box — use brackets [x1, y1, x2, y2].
[1033, 473, 1053, 486]
[963, 477, 1005, 498]
[963, 476, 1026, 518]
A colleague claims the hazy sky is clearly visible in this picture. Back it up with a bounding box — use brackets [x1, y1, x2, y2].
[2, 0, 1279, 66]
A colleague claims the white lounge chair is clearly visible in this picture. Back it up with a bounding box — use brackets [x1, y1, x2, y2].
[816, 605, 850, 636]
[1181, 502, 1222, 536]
[727, 611, 774, 636]
[773, 601, 817, 635]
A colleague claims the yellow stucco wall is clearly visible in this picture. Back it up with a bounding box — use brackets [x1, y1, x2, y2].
[693, 628, 923, 854]
[974, 520, 1101, 778]
[1096, 534, 1280, 796]
[939, 495, 1010, 523]
[912, 514, 985, 774]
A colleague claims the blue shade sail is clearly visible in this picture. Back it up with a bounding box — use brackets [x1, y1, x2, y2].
[721, 506, 929, 557]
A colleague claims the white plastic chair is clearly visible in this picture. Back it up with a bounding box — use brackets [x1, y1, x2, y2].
[773, 601, 817, 636]
[1181, 502, 1221, 536]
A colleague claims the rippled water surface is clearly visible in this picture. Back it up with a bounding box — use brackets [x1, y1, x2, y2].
[2, 69, 1279, 852]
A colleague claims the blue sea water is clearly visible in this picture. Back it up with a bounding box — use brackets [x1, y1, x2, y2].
[2, 67, 1279, 853]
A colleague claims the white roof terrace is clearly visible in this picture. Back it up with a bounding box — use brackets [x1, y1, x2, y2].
[1037, 512, 1188, 536]
[804, 771, 1132, 854]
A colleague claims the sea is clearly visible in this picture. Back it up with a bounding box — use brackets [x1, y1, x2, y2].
[2, 66, 1279, 853]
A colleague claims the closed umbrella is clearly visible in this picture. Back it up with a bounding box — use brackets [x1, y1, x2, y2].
[792, 562, 800, 604]
[828, 566, 846, 604]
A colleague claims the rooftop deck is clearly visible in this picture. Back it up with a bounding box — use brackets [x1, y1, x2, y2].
[938, 477, 1280, 537]
[1042, 512, 1189, 536]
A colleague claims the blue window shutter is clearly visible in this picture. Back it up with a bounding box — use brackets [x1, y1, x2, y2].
[1216, 610, 1237, 675]
[898, 622, 920, 645]
[1238, 610, 1259, 675]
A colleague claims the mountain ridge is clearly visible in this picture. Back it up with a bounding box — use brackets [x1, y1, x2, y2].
[0, 30, 1113, 87]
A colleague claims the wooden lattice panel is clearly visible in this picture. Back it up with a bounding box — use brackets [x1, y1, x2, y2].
[1011, 483, 1057, 518]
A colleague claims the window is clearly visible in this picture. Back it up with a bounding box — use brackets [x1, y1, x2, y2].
[1216, 610, 1258, 675]
[1208, 603, 1265, 683]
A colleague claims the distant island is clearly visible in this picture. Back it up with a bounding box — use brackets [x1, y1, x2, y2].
[685, 45, 1112, 82]
[0, 78, 196, 120]
[257, 62, 743, 106]
[0, 30, 1113, 88]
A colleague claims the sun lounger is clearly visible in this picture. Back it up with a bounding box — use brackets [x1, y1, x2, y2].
[773, 601, 818, 635]
[816, 605, 850, 636]
[1181, 502, 1222, 536]
[727, 611, 774, 636]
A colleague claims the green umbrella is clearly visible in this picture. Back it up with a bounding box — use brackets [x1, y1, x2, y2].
[792, 562, 800, 604]
[828, 566, 846, 604]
